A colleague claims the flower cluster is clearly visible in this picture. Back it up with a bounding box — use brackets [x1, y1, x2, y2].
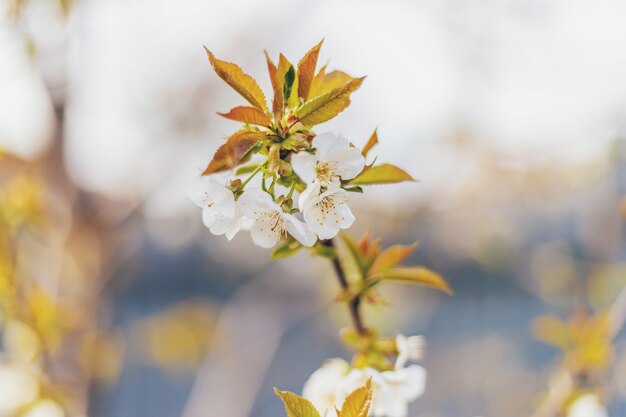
[303, 335, 426, 417]
[189, 132, 365, 248]
[189, 41, 413, 255]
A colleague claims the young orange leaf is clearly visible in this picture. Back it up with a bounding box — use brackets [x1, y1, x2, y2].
[204, 47, 267, 111]
[295, 77, 365, 126]
[361, 129, 378, 157]
[340, 379, 372, 417]
[275, 388, 322, 417]
[264, 51, 284, 118]
[217, 106, 271, 126]
[368, 243, 418, 277]
[297, 39, 324, 100]
[377, 266, 452, 295]
[202, 130, 264, 175]
[349, 163, 414, 185]
[309, 69, 355, 99]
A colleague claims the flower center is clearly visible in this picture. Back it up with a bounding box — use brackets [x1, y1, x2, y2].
[315, 161, 339, 185]
[266, 210, 286, 237]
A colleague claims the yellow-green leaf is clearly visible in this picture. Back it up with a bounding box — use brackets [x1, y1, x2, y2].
[368, 243, 418, 277]
[264, 50, 283, 118]
[309, 69, 355, 99]
[217, 106, 271, 126]
[340, 379, 372, 417]
[362, 129, 378, 157]
[204, 47, 267, 111]
[377, 266, 452, 295]
[349, 164, 414, 185]
[334, 233, 363, 284]
[298, 39, 324, 100]
[278, 54, 299, 109]
[275, 389, 321, 417]
[531, 315, 573, 351]
[295, 77, 365, 126]
[340, 233, 368, 275]
[202, 130, 264, 174]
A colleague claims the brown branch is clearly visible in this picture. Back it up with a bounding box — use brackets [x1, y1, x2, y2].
[324, 239, 366, 335]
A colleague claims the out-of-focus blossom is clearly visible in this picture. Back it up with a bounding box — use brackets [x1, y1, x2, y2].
[303, 355, 426, 417]
[299, 183, 355, 240]
[238, 188, 315, 248]
[292, 133, 365, 188]
[187, 174, 241, 240]
[0, 363, 39, 416]
[567, 394, 609, 417]
[22, 400, 65, 417]
[395, 334, 425, 369]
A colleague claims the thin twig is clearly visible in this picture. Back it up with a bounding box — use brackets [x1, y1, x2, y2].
[325, 239, 366, 335]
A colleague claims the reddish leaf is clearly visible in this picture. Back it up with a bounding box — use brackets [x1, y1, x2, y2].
[297, 39, 324, 100]
[217, 106, 271, 126]
[202, 130, 264, 174]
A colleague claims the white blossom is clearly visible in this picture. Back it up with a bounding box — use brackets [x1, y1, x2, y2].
[187, 174, 241, 240]
[0, 363, 39, 416]
[291, 132, 365, 188]
[395, 334, 425, 369]
[302, 359, 351, 417]
[299, 182, 355, 240]
[22, 400, 65, 417]
[238, 188, 316, 248]
[303, 358, 426, 417]
[567, 394, 609, 417]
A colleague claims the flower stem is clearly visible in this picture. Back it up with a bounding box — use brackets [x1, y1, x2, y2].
[324, 239, 366, 335]
[241, 164, 263, 188]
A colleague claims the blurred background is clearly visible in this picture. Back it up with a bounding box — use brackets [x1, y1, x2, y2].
[2, 0, 626, 416]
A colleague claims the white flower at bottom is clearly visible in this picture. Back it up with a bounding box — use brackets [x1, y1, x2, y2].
[187, 174, 241, 240]
[238, 188, 316, 248]
[303, 359, 426, 417]
[567, 394, 608, 417]
[299, 183, 355, 240]
[343, 366, 427, 417]
[302, 359, 351, 417]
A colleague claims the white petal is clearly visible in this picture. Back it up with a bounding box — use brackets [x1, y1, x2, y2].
[385, 365, 427, 401]
[327, 147, 366, 180]
[303, 188, 354, 240]
[291, 152, 318, 184]
[250, 211, 282, 248]
[313, 132, 349, 161]
[209, 215, 241, 239]
[188, 175, 234, 209]
[303, 359, 350, 416]
[568, 395, 608, 417]
[201, 208, 219, 228]
[283, 213, 317, 247]
[298, 181, 322, 212]
[238, 188, 275, 218]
